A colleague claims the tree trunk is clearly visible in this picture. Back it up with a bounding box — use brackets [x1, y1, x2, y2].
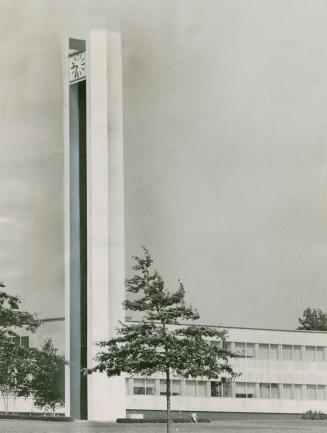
[2, 391, 8, 414]
[12, 395, 16, 415]
[166, 369, 171, 433]
[1, 391, 5, 413]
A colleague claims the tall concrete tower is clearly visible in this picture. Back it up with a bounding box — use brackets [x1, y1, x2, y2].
[64, 30, 126, 421]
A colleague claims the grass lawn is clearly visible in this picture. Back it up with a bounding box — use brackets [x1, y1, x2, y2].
[1, 419, 327, 433]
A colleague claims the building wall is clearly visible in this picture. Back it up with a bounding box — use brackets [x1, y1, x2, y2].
[125, 327, 327, 416]
[5, 322, 327, 416]
[10, 318, 65, 354]
[0, 318, 65, 414]
[30, 318, 65, 354]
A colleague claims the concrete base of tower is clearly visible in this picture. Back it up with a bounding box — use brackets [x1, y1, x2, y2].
[87, 374, 126, 421]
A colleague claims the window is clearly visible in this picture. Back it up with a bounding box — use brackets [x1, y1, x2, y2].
[132, 378, 156, 395]
[235, 342, 246, 358]
[235, 382, 257, 399]
[207, 341, 327, 363]
[316, 347, 325, 362]
[317, 385, 326, 400]
[283, 384, 293, 399]
[260, 383, 270, 399]
[270, 344, 279, 360]
[305, 346, 316, 362]
[171, 380, 182, 396]
[271, 383, 280, 399]
[210, 340, 221, 348]
[222, 341, 232, 351]
[10, 336, 29, 348]
[145, 379, 155, 395]
[246, 383, 257, 398]
[211, 381, 222, 397]
[235, 382, 247, 398]
[234, 342, 255, 358]
[160, 380, 167, 395]
[197, 381, 208, 397]
[12, 336, 20, 347]
[132, 378, 155, 395]
[246, 343, 255, 358]
[211, 381, 232, 397]
[128, 378, 327, 401]
[293, 345, 302, 361]
[259, 344, 269, 359]
[185, 380, 196, 397]
[306, 385, 316, 400]
[294, 384, 303, 400]
[282, 345, 292, 361]
[222, 382, 233, 397]
[133, 378, 146, 395]
[21, 336, 29, 348]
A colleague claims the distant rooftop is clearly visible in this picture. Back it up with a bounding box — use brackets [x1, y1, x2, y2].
[125, 318, 327, 334]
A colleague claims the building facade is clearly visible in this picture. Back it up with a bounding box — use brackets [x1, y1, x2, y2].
[125, 326, 327, 417]
[4, 322, 327, 418]
[0, 318, 65, 414]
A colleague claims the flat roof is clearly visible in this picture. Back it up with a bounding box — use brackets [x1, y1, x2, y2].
[40, 317, 65, 323]
[125, 319, 327, 334]
[40, 316, 327, 334]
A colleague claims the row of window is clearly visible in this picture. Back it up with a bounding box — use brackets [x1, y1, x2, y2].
[10, 336, 29, 348]
[233, 382, 326, 401]
[127, 378, 327, 401]
[213, 341, 327, 362]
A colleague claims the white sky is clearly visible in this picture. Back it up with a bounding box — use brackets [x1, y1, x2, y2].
[1, 0, 327, 329]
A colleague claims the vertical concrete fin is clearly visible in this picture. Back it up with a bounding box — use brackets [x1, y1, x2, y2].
[87, 29, 126, 422]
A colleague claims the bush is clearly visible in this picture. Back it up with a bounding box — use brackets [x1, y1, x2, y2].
[0, 414, 71, 421]
[302, 410, 327, 420]
[117, 418, 210, 423]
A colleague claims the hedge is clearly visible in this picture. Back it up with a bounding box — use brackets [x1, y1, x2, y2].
[117, 418, 210, 423]
[0, 414, 71, 422]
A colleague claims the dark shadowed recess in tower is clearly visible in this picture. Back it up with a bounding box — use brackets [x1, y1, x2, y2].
[69, 37, 87, 420]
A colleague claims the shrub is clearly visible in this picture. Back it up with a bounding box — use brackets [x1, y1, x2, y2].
[0, 414, 71, 422]
[302, 410, 327, 420]
[117, 418, 210, 423]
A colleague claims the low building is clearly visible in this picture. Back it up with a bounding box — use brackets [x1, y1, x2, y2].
[125, 325, 327, 418]
[0, 318, 65, 414]
[3, 320, 327, 418]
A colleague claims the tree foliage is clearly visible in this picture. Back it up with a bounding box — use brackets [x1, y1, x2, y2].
[87, 248, 235, 432]
[0, 282, 40, 413]
[298, 307, 327, 331]
[0, 338, 36, 413]
[31, 339, 65, 415]
[0, 282, 40, 338]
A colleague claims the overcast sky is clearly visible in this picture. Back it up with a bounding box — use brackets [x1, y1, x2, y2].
[1, 0, 327, 329]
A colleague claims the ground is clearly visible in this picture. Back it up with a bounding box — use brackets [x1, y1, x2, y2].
[1, 419, 327, 433]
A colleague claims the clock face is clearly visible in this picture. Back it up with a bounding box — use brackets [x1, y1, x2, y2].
[69, 51, 86, 83]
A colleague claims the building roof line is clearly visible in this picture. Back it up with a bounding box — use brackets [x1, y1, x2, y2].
[40, 317, 65, 323]
[125, 319, 327, 334]
[38, 316, 327, 333]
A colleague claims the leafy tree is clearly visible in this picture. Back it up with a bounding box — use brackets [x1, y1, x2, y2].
[87, 248, 235, 433]
[0, 282, 40, 412]
[298, 307, 327, 331]
[31, 339, 65, 415]
[0, 282, 40, 338]
[0, 338, 36, 413]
